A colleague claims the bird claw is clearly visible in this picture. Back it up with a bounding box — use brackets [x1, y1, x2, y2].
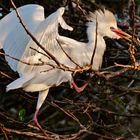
[71, 81, 89, 93]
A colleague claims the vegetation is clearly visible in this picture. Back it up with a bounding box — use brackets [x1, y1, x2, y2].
[0, 0, 140, 139]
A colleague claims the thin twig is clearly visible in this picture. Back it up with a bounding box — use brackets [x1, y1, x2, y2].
[0, 52, 44, 66]
[51, 101, 85, 128]
[129, 0, 136, 65]
[90, 16, 98, 66]
[0, 71, 14, 79]
[1, 124, 52, 140]
[0, 124, 9, 140]
[115, 62, 140, 71]
[56, 39, 82, 68]
[29, 47, 51, 59]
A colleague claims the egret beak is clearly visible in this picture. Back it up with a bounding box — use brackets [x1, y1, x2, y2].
[111, 28, 132, 41]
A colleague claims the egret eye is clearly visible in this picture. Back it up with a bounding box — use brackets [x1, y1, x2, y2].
[110, 27, 115, 30]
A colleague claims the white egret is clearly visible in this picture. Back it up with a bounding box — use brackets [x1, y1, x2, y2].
[0, 4, 131, 129]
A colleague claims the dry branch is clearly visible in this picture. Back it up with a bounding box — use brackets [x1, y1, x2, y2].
[56, 39, 82, 68]
[90, 16, 98, 66]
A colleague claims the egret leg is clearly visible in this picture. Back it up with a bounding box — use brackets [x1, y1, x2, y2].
[33, 110, 43, 130]
[71, 81, 89, 93]
[33, 110, 49, 136]
[33, 89, 49, 132]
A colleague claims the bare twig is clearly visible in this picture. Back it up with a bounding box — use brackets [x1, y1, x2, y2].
[115, 62, 140, 71]
[0, 124, 9, 140]
[74, 0, 87, 17]
[56, 39, 82, 68]
[51, 101, 85, 129]
[0, 51, 45, 66]
[0, 123, 52, 140]
[90, 17, 98, 66]
[0, 71, 14, 79]
[129, 0, 136, 66]
[102, 68, 129, 80]
[29, 47, 51, 59]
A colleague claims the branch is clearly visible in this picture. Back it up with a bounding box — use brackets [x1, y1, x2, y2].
[56, 39, 82, 68]
[51, 101, 85, 129]
[29, 47, 51, 60]
[0, 51, 45, 66]
[90, 16, 98, 66]
[129, 0, 136, 66]
[0, 123, 52, 140]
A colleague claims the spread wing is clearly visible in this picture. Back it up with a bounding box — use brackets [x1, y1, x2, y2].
[18, 7, 73, 74]
[0, 4, 45, 71]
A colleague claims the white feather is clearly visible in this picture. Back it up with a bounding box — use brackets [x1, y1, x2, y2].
[5, 6, 73, 113]
[17, 7, 74, 79]
[0, 4, 44, 71]
[2, 6, 120, 121]
[37, 89, 49, 111]
[6, 73, 35, 91]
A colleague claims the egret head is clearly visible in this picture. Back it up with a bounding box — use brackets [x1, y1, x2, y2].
[88, 9, 131, 40]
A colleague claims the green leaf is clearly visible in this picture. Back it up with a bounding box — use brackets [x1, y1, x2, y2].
[136, 0, 140, 5]
[13, 138, 19, 140]
[18, 108, 26, 121]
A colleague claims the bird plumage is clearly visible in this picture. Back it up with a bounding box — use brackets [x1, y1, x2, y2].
[0, 4, 44, 71]
[3, 6, 73, 124]
[57, 9, 119, 70]
[0, 4, 123, 129]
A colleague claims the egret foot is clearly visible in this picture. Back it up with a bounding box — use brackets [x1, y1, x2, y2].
[71, 81, 89, 93]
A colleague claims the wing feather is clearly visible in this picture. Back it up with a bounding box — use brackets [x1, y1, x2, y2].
[18, 7, 73, 74]
[0, 4, 45, 71]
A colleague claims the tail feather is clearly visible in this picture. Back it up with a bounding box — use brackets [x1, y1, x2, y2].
[6, 74, 34, 92]
[36, 89, 49, 111]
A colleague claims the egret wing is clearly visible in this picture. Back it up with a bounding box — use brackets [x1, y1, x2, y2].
[57, 35, 90, 66]
[0, 4, 45, 71]
[18, 7, 73, 73]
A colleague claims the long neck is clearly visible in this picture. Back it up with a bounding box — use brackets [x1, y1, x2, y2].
[86, 23, 106, 70]
[87, 21, 97, 44]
